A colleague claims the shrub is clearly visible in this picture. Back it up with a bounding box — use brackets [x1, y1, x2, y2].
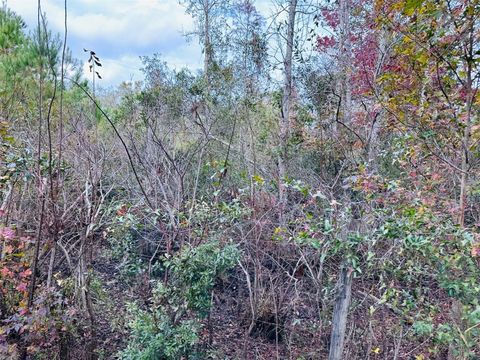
[119, 241, 240, 359]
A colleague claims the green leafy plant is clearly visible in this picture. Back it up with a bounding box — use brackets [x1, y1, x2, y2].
[119, 241, 240, 359]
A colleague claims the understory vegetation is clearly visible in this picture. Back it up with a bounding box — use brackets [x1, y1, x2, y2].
[1, 0, 480, 359]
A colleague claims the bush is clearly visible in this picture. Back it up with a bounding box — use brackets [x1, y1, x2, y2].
[119, 241, 240, 360]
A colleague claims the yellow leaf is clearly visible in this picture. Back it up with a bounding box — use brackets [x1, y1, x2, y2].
[252, 174, 265, 185]
[417, 52, 428, 65]
[372, 347, 381, 354]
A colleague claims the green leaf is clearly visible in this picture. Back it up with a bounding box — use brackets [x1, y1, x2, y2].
[404, 0, 425, 15]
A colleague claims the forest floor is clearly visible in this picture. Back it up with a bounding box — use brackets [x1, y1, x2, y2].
[81, 247, 417, 360]
[86, 250, 298, 360]
[91, 253, 131, 359]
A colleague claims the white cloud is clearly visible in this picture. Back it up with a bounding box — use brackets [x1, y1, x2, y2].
[5, 0, 279, 86]
[163, 42, 202, 71]
[6, 0, 203, 85]
[65, 1, 195, 47]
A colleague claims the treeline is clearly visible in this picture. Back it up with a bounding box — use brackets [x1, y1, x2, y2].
[1, 0, 480, 359]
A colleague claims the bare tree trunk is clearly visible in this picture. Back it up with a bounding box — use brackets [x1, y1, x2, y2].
[367, 29, 389, 171]
[448, 70, 472, 360]
[29, 0, 46, 308]
[278, 0, 297, 224]
[448, 15, 475, 360]
[339, 0, 352, 125]
[329, 5, 354, 354]
[458, 67, 472, 228]
[447, 299, 464, 360]
[328, 265, 353, 360]
[46, 245, 56, 287]
[203, 0, 211, 88]
[457, 4, 476, 229]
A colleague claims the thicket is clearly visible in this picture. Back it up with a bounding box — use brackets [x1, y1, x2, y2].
[1, 0, 480, 359]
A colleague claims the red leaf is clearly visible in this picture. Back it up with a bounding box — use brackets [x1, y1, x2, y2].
[19, 307, 28, 316]
[16, 282, 27, 292]
[0, 227, 15, 240]
[20, 269, 32, 278]
[1, 267, 12, 277]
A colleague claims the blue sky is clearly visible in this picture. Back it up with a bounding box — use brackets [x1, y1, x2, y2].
[5, 0, 205, 86]
[5, 0, 282, 87]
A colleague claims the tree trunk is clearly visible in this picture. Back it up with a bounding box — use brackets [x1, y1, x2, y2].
[278, 0, 297, 224]
[328, 265, 353, 360]
[339, 0, 352, 125]
[458, 67, 472, 228]
[203, 0, 211, 83]
[368, 29, 389, 171]
[448, 15, 475, 360]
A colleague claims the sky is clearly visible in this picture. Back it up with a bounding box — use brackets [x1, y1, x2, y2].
[5, 0, 206, 87]
[5, 0, 284, 88]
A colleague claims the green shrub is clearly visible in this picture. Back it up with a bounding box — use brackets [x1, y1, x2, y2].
[118, 241, 240, 360]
